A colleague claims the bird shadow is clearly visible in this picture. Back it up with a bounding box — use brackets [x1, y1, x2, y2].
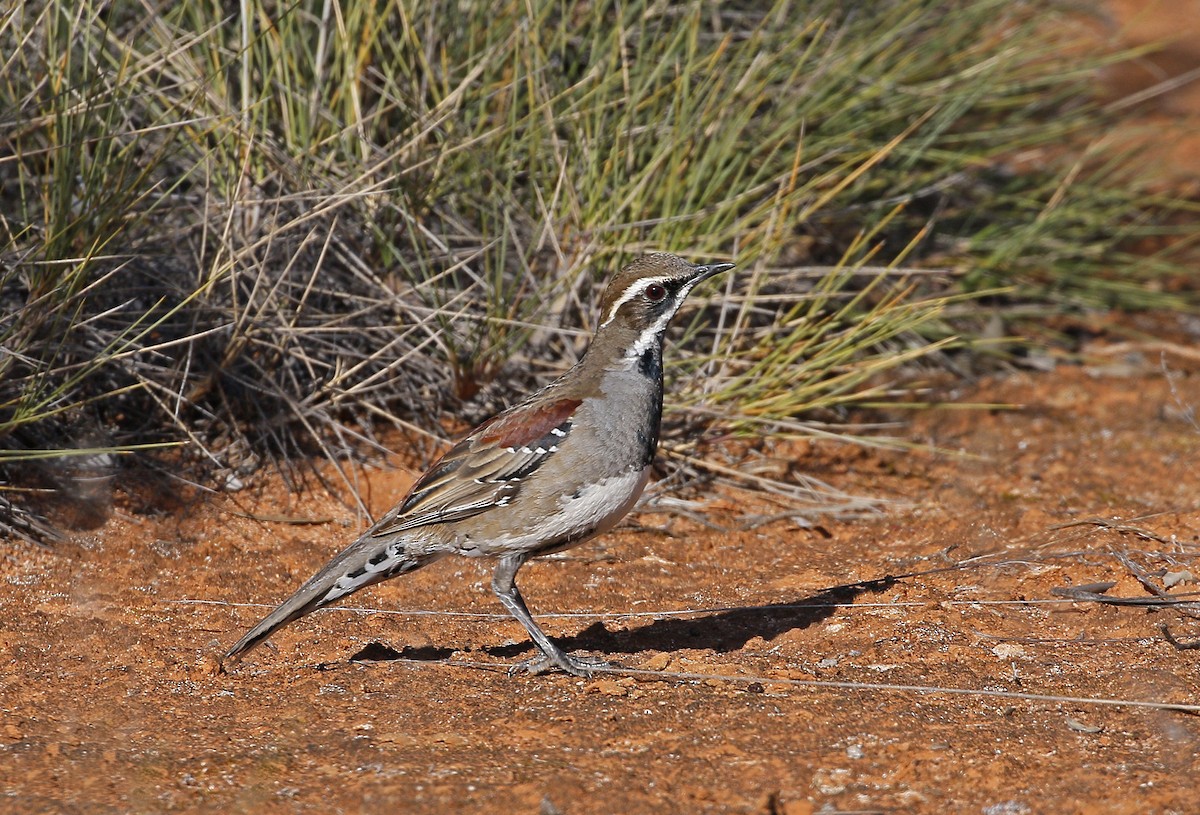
[348, 574, 898, 667]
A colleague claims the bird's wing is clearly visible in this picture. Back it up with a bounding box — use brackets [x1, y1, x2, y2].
[366, 397, 581, 537]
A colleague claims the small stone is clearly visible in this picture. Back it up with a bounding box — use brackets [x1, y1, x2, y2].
[195, 653, 223, 677]
[588, 679, 628, 696]
[991, 643, 1027, 660]
[640, 652, 672, 672]
[1065, 717, 1103, 734]
[1164, 570, 1195, 588]
[811, 768, 850, 795]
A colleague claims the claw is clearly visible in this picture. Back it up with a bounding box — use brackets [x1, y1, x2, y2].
[509, 652, 612, 678]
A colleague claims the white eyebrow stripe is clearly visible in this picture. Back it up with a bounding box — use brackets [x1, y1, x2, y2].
[599, 275, 675, 327]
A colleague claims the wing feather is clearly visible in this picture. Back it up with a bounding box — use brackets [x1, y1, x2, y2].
[365, 397, 579, 538]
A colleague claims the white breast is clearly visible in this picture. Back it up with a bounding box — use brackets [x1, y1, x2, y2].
[486, 467, 650, 554]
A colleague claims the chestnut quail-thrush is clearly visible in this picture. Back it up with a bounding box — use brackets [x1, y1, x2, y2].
[222, 252, 735, 677]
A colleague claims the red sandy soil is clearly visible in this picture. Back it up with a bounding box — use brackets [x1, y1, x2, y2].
[5, 327, 1200, 815]
[1093, 0, 1200, 185]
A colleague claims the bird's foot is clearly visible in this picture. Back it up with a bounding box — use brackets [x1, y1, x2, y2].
[509, 651, 612, 678]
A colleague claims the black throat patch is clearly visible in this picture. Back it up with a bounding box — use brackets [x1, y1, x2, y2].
[637, 344, 662, 380]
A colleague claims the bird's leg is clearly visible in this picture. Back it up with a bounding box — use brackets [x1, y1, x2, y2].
[490, 553, 611, 678]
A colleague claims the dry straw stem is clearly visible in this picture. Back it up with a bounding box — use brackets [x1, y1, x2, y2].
[1, 0, 1196, 540]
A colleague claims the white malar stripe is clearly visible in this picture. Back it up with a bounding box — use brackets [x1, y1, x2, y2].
[600, 275, 674, 327]
[622, 282, 700, 360]
[625, 306, 676, 360]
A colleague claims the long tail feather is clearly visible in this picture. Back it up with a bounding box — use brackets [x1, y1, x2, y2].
[222, 536, 428, 666]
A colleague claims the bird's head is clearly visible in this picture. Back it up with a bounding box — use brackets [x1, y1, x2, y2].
[595, 253, 735, 358]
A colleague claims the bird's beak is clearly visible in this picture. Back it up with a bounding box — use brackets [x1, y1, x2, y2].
[691, 261, 735, 284]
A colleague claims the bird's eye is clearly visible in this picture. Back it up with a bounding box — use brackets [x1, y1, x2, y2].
[644, 283, 667, 303]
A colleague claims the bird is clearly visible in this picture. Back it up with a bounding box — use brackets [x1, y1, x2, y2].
[221, 253, 735, 677]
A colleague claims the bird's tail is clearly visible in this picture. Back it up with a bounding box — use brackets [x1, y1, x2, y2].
[221, 535, 432, 667]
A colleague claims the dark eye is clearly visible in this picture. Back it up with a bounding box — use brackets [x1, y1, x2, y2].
[644, 283, 667, 303]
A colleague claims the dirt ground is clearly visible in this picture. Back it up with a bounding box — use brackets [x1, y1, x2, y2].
[5, 3, 1200, 814]
[6, 319, 1200, 815]
[1096, 0, 1200, 187]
